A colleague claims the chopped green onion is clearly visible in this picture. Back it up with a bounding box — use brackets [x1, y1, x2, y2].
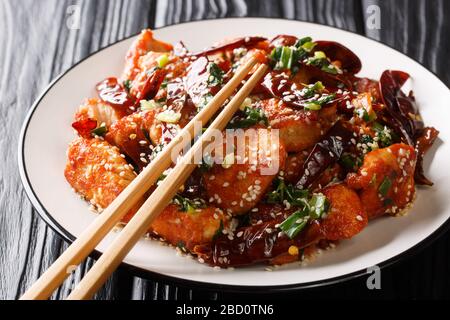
[304, 102, 322, 111]
[306, 51, 342, 74]
[300, 81, 325, 99]
[340, 153, 355, 170]
[378, 177, 392, 196]
[123, 79, 132, 91]
[239, 97, 253, 111]
[295, 37, 313, 47]
[280, 46, 293, 69]
[268, 179, 330, 239]
[266, 179, 309, 207]
[176, 241, 186, 251]
[320, 64, 339, 74]
[295, 37, 316, 52]
[360, 134, 374, 145]
[279, 209, 309, 239]
[301, 41, 316, 52]
[372, 122, 394, 147]
[277, 191, 329, 239]
[173, 194, 206, 213]
[308, 193, 329, 219]
[157, 54, 170, 68]
[156, 110, 181, 123]
[317, 94, 335, 104]
[227, 106, 268, 129]
[316, 51, 327, 59]
[140, 99, 160, 111]
[198, 93, 213, 112]
[207, 63, 224, 86]
[91, 124, 107, 137]
[303, 93, 336, 111]
[270, 38, 314, 71]
[149, 143, 164, 161]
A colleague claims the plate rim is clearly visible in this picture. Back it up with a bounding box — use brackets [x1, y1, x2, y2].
[17, 17, 450, 293]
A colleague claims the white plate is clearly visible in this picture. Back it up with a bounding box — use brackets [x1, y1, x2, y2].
[19, 18, 450, 291]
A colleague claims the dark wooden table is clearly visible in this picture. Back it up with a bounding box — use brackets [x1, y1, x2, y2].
[1, 0, 449, 300]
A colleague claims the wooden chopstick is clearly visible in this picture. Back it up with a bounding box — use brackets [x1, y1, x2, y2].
[66, 63, 268, 300]
[20, 57, 258, 300]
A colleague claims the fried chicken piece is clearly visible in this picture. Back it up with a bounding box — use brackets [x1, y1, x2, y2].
[202, 128, 287, 215]
[64, 137, 138, 213]
[346, 143, 416, 219]
[122, 29, 173, 82]
[105, 110, 158, 171]
[321, 183, 368, 240]
[147, 204, 230, 250]
[258, 98, 337, 152]
[75, 98, 126, 127]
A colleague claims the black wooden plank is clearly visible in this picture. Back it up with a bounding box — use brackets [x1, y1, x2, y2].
[362, 0, 450, 85]
[0, 0, 159, 300]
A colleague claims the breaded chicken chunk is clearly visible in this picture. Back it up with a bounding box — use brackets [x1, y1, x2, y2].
[148, 204, 230, 250]
[346, 143, 416, 219]
[75, 98, 126, 127]
[258, 98, 337, 152]
[321, 183, 368, 240]
[122, 29, 173, 82]
[105, 110, 157, 171]
[64, 137, 138, 212]
[202, 128, 287, 215]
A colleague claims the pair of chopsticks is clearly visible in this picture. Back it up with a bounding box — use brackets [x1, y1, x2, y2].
[21, 57, 268, 300]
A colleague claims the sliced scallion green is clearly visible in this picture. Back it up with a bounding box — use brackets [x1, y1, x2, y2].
[378, 177, 392, 196]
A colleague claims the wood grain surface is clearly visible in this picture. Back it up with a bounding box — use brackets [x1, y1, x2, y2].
[0, 0, 448, 300]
